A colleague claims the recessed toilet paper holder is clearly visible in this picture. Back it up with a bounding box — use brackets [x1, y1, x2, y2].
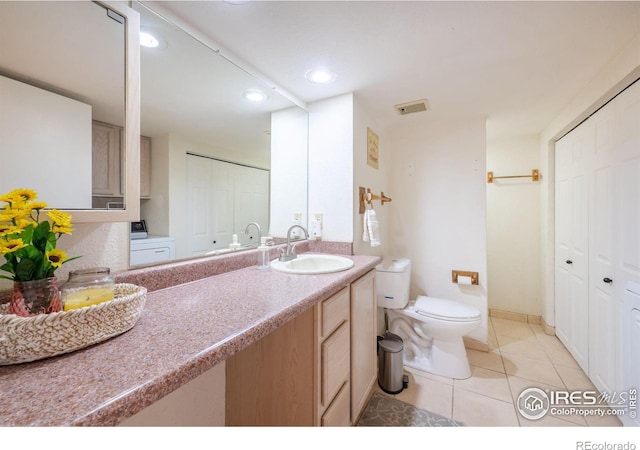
[452, 270, 479, 285]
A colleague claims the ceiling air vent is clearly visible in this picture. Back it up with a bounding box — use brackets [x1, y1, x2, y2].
[394, 99, 430, 116]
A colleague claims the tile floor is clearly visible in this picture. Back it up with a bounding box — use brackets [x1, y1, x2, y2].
[373, 316, 623, 427]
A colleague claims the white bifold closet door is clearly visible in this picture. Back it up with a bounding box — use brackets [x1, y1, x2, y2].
[555, 79, 640, 395]
[187, 154, 270, 255]
[555, 119, 590, 373]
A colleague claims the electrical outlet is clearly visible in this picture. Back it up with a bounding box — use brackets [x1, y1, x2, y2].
[291, 213, 302, 238]
[311, 213, 323, 240]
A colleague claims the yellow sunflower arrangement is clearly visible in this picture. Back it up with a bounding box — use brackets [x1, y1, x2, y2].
[0, 188, 79, 282]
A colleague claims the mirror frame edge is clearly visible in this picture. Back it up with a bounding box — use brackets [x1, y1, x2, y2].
[64, 1, 141, 224]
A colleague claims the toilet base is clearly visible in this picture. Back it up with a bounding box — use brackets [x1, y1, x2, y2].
[403, 337, 472, 380]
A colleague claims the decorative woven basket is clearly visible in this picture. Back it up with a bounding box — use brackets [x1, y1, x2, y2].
[0, 283, 147, 365]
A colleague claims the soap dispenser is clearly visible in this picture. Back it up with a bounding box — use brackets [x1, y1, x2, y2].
[229, 234, 241, 251]
[257, 237, 270, 269]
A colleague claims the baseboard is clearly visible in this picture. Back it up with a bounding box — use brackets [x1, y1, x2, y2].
[540, 316, 556, 336]
[463, 337, 489, 352]
[489, 308, 556, 336]
[489, 308, 528, 322]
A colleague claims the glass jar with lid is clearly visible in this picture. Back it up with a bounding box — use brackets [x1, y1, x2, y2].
[61, 267, 115, 311]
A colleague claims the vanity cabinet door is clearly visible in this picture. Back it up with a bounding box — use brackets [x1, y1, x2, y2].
[92, 121, 122, 196]
[320, 287, 350, 338]
[316, 286, 351, 425]
[321, 322, 350, 408]
[350, 269, 377, 422]
[321, 381, 351, 427]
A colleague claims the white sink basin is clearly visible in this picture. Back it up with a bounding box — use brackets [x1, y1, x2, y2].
[270, 254, 354, 274]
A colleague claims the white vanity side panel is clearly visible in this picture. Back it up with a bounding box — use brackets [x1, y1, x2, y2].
[0, 75, 92, 208]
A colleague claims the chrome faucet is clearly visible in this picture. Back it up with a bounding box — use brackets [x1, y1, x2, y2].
[279, 224, 309, 262]
[244, 222, 262, 246]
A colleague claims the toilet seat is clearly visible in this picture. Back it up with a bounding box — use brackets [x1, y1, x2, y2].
[411, 295, 480, 322]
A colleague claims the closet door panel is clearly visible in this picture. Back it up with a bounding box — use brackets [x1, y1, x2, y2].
[615, 79, 640, 285]
[569, 266, 589, 372]
[555, 264, 570, 346]
[590, 287, 616, 393]
[617, 157, 640, 284]
[555, 119, 590, 373]
[615, 80, 640, 394]
[569, 173, 590, 372]
[554, 137, 574, 347]
[589, 102, 617, 392]
[211, 159, 234, 250]
[590, 166, 616, 392]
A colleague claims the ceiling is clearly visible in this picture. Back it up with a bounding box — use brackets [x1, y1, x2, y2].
[145, 0, 640, 141]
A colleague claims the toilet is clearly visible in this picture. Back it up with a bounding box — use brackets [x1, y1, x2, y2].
[376, 258, 481, 380]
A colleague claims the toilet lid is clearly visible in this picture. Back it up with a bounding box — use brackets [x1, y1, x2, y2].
[414, 295, 480, 321]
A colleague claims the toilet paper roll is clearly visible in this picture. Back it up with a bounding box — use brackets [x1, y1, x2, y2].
[457, 275, 473, 285]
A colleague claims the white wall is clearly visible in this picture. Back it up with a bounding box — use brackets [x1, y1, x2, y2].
[270, 106, 308, 238]
[307, 94, 354, 243]
[486, 135, 541, 316]
[0, 221, 130, 291]
[540, 32, 640, 327]
[352, 94, 389, 258]
[387, 117, 488, 343]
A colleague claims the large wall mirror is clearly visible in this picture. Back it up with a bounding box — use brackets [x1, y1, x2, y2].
[130, 2, 308, 268]
[0, 1, 140, 223]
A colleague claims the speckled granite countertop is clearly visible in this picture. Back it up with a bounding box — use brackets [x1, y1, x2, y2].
[0, 252, 380, 426]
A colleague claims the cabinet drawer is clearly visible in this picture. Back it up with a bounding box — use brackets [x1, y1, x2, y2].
[321, 381, 351, 427]
[130, 247, 172, 266]
[321, 321, 350, 407]
[321, 287, 350, 338]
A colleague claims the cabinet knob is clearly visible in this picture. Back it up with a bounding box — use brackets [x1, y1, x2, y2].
[213, 240, 217, 244]
[603, 277, 613, 284]
[565, 260, 573, 265]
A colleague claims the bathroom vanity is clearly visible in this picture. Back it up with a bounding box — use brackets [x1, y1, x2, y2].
[0, 252, 380, 426]
[226, 268, 376, 426]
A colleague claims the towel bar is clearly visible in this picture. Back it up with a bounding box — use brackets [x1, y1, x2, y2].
[359, 187, 392, 214]
[487, 169, 539, 183]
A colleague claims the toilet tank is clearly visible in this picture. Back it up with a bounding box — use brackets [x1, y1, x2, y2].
[375, 258, 411, 309]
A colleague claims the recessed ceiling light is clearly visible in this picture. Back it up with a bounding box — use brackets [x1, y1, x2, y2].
[305, 67, 336, 84]
[139, 30, 167, 49]
[243, 89, 268, 102]
[140, 31, 159, 48]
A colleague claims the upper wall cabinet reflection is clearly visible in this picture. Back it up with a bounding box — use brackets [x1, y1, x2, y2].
[0, 1, 140, 223]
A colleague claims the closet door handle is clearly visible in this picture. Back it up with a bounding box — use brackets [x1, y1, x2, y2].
[565, 260, 573, 265]
[603, 277, 613, 284]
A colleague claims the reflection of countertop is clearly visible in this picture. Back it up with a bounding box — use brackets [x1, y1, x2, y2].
[0, 248, 380, 426]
